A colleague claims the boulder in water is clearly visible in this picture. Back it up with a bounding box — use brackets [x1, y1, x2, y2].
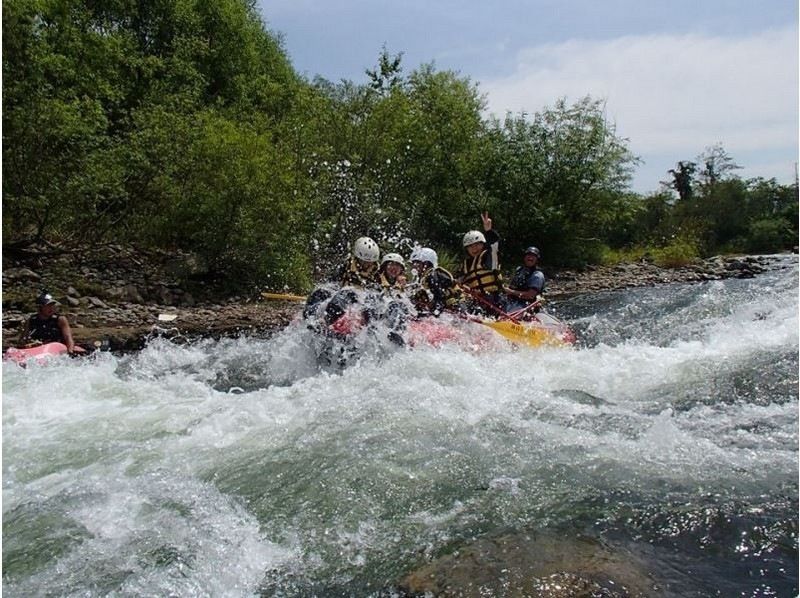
[399, 530, 661, 597]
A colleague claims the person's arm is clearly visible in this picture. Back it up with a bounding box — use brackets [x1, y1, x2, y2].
[18, 319, 36, 347]
[480, 212, 501, 271]
[57, 316, 82, 353]
[506, 286, 538, 303]
[482, 229, 500, 271]
[504, 271, 544, 303]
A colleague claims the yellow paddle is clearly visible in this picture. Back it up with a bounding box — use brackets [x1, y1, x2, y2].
[261, 291, 307, 301]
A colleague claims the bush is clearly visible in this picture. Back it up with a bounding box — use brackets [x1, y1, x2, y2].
[598, 245, 648, 265]
[651, 238, 699, 268]
[746, 218, 796, 254]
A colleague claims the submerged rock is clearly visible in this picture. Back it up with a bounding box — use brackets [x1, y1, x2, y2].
[399, 530, 662, 597]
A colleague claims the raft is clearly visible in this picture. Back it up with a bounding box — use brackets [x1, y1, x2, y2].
[477, 312, 576, 348]
[4, 342, 69, 365]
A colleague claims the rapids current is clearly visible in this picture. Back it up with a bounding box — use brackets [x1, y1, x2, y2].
[3, 255, 797, 596]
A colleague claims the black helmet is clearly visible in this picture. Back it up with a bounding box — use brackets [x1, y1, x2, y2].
[36, 291, 58, 306]
[524, 246, 541, 258]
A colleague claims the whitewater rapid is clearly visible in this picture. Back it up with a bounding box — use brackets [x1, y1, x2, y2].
[3, 255, 797, 596]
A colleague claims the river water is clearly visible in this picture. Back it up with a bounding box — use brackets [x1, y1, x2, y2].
[3, 255, 797, 597]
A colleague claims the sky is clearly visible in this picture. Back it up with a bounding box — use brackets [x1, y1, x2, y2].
[256, 0, 799, 194]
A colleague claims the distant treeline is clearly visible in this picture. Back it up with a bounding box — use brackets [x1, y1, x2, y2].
[4, 0, 797, 291]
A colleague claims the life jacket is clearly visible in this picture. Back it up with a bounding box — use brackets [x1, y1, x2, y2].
[340, 258, 378, 288]
[411, 267, 459, 314]
[27, 313, 63, 343]
[378, 271, 405, 292]
[509, 266, 545, 293]
[460, 250, 501, 295]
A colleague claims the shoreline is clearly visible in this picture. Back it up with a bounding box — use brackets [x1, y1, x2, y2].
[2, 249, 788, 353]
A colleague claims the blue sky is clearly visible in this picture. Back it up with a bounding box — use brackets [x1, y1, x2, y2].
[257, 0, 798, 194]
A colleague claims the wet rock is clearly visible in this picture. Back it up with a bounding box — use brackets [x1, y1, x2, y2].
[398, 531, 662, 597]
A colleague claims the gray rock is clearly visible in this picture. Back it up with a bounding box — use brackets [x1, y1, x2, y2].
[87, 296, 108, 309]
[164, 253, 208, 279]
[121, 284, 144, 304]
[6, 267, 41, 282]
[158, 287, 175, 306]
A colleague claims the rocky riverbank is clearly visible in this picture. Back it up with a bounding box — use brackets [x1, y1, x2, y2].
[1, 243, 785, 352]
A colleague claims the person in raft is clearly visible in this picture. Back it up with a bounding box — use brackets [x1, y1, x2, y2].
[338, 236, 381, 288]
[304, 236, 382, 323]
[457, 212, 503, 313]
[19, 291, 84, 354]
[407, 247, 460, 316]
[503, 246, 546, 315]
[377, 252, 407, 294]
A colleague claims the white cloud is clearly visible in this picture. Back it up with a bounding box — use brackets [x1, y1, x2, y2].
[481, 27, 798, 189]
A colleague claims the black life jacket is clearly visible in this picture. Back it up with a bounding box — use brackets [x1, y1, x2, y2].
[509, 266, 545, 292]
[28, 314, 63, 343]
[461, 250, 501, 294]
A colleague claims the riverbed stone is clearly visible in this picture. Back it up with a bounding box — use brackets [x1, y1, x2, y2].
[0, 243, 791, 353]
[398, 531, 662, 597]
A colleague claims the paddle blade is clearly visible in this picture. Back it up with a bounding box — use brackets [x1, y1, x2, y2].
[261, 292, 307, 302]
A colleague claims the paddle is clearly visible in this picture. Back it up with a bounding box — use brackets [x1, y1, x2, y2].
[457, 284, 520, 322]
[261, 291, 307, 302]
[503, 299, 543, 321]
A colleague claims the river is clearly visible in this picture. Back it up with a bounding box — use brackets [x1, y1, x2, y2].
[3, 255, 797, 596]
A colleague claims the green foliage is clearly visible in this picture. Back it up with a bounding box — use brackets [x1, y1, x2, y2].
[600, 237, 700, 269]
[4, 0, 795, 294]
[481, 96, 639, 267]
[746, 218, 797, 254]
[599, 245, 649, 266]
[650, 237, 700, 268]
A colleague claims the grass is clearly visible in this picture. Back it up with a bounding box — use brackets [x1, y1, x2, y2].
[600, 239, 700, 269]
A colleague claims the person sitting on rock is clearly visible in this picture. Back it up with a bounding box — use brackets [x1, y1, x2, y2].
[19, 291, 84, 354]
[503, 246, 546, 315]
[408, 247, 460, 316]
[457, 212, 502, 313]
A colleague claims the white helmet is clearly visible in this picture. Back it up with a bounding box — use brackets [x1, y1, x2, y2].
[380, 252, 405, 268]
[416, 247, 438, 268]
[409, 247, 422, 263]
[353, 237, 379, 262]
[462, 230, 486, 247]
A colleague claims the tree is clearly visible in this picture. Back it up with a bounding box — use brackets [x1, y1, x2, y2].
[663, 161, 697, 202]
[697, 143, 741, 189]
[482, 96, 639, 265]
[365, 45, 404, 96]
